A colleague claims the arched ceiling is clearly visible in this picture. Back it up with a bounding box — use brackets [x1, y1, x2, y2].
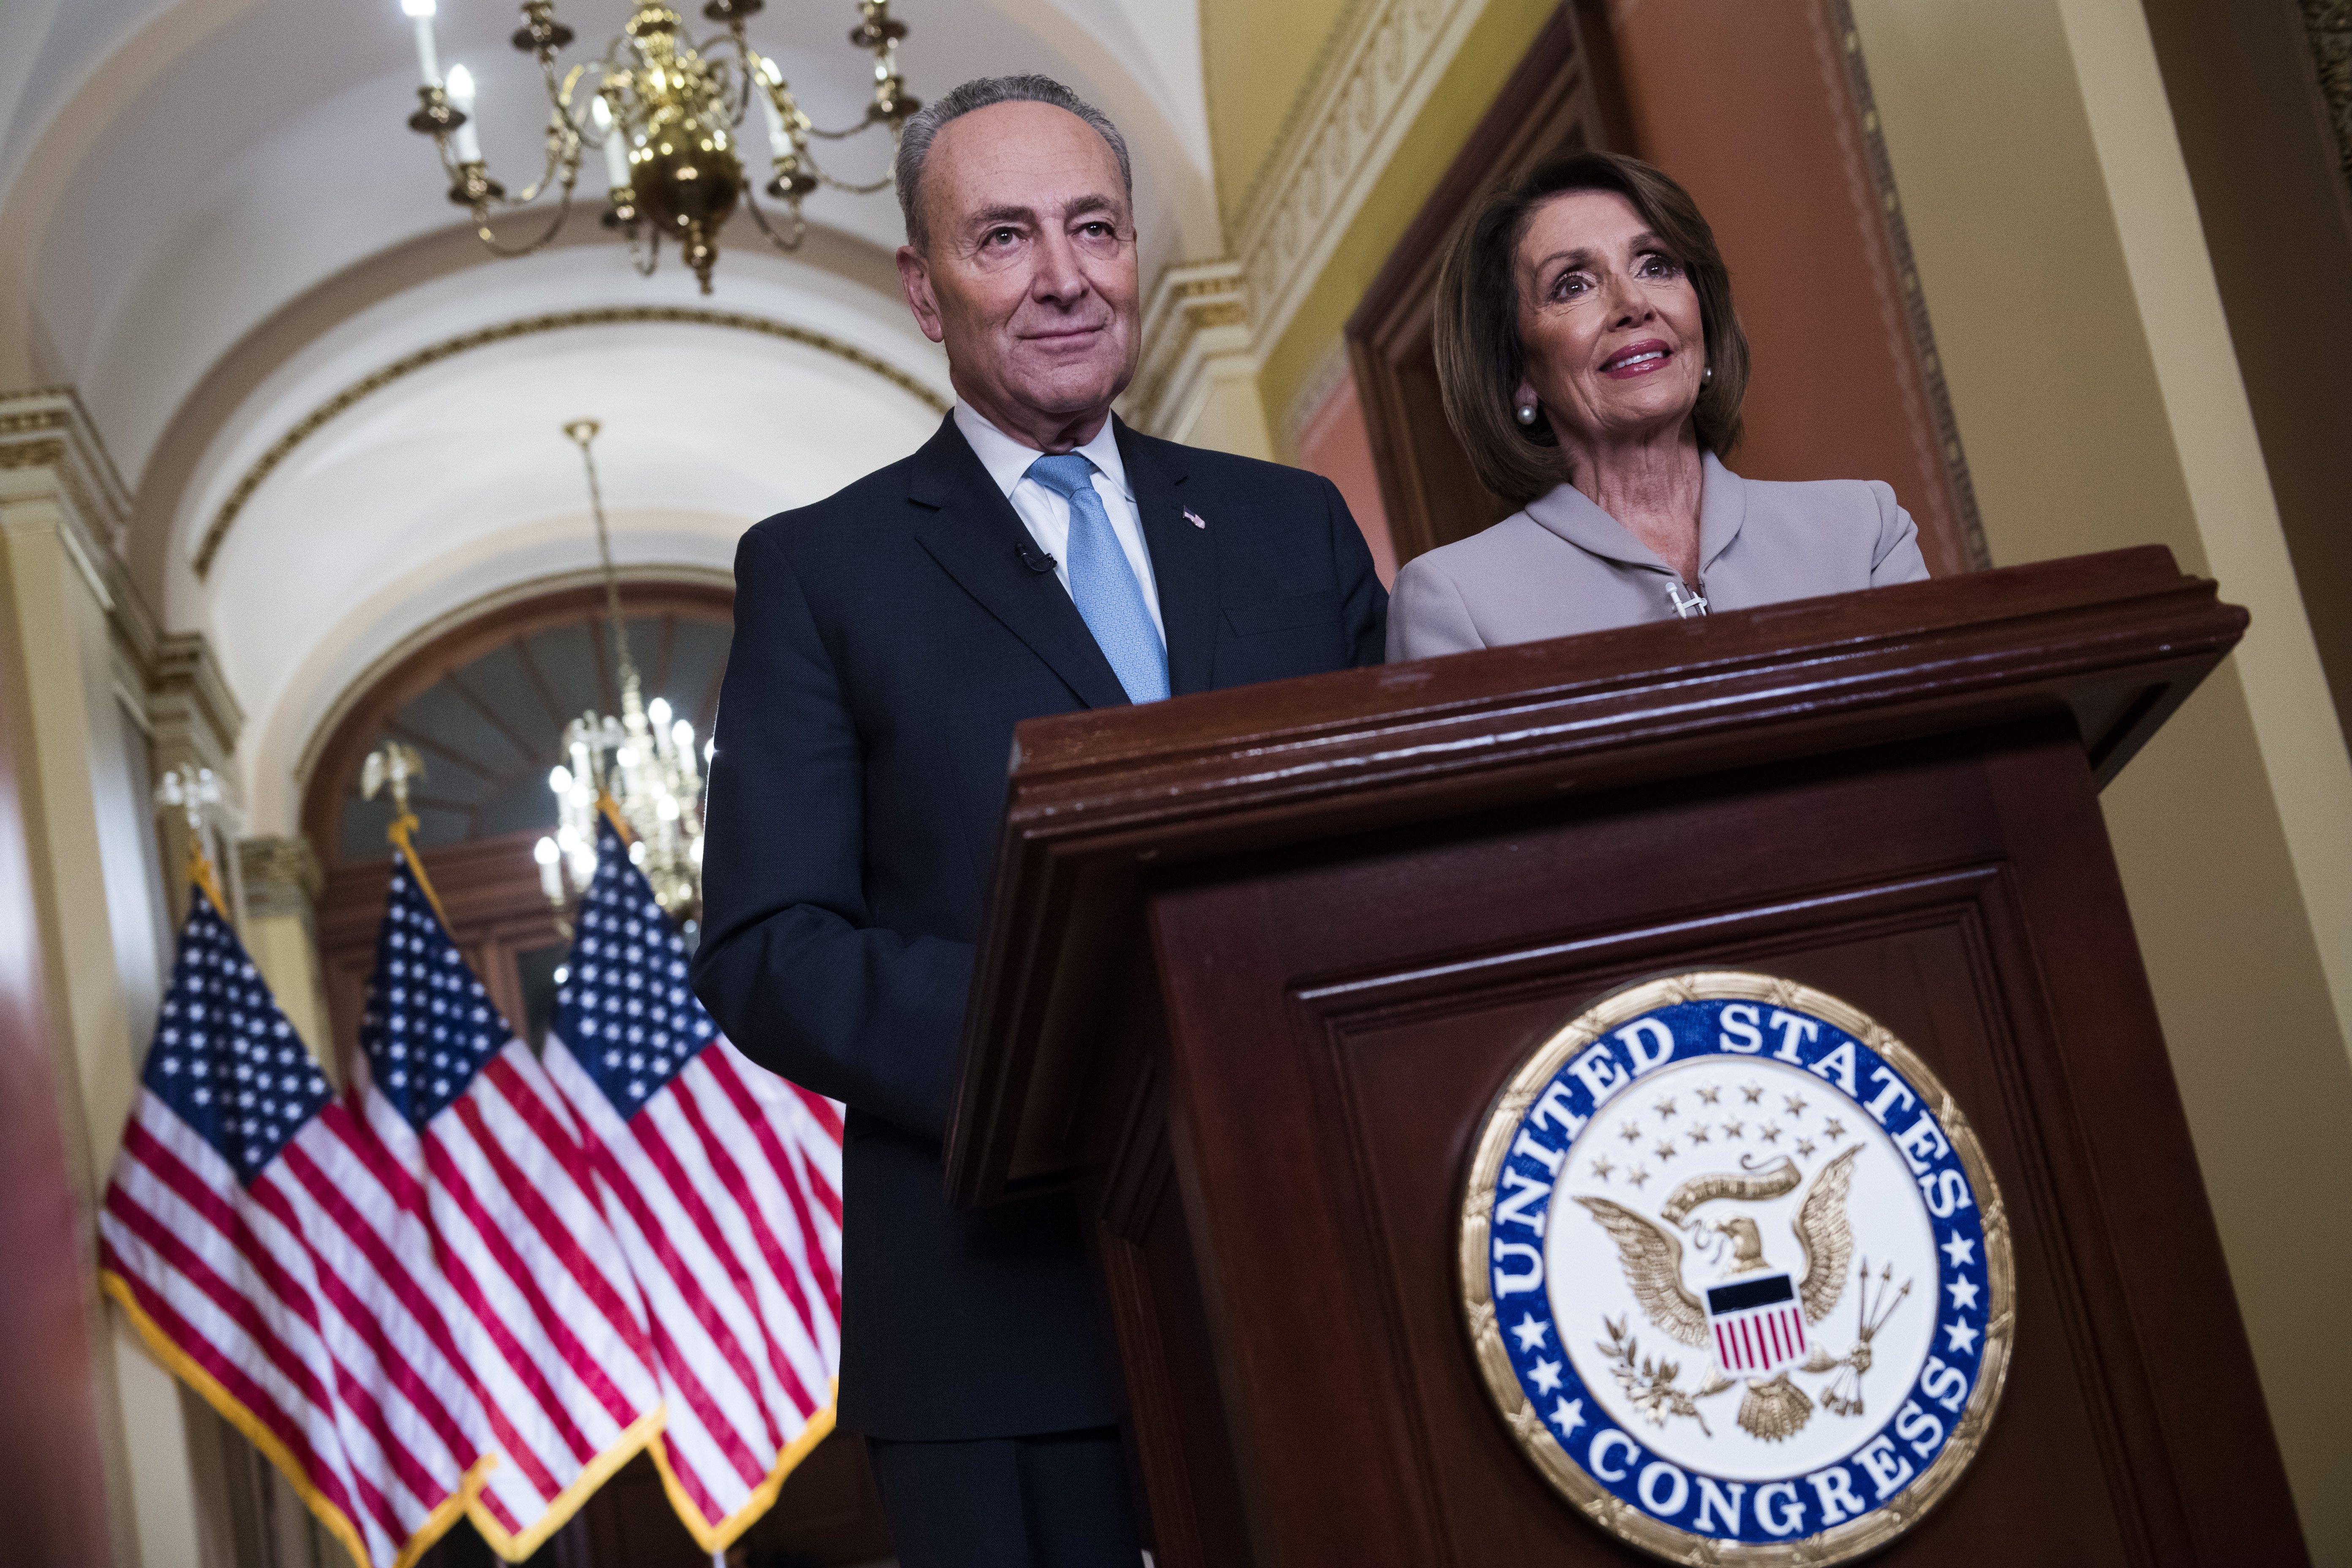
[0, 0, 1217, 840]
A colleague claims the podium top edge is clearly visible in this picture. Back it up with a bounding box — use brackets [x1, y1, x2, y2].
[1004, 545, 2232, 793]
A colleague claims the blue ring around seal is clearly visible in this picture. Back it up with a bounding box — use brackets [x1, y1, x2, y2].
[1485, 994, 1991, 1546]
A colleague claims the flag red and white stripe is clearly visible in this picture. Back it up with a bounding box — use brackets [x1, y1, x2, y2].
[354, 853, 664, 1557]
[542, 819, 843, 1551]
[98, 887, 489, 1568]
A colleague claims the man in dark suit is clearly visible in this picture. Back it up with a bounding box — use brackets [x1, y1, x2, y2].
[691, 73, 1386, 1566]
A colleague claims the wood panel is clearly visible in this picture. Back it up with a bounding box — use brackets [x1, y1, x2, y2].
[947, 546, 2239, 1203]
[945, 550, 2303, 1563]
[1136, 728, 2275, 1561]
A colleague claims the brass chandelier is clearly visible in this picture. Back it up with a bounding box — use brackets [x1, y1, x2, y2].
[399, 0, 917, 292]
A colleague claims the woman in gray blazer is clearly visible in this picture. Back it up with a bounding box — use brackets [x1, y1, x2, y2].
[1388, 150, 1927, 660]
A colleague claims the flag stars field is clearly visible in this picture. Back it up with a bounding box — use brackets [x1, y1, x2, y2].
[541, 818, 845, 1552]
[101, 828, 847, 1564]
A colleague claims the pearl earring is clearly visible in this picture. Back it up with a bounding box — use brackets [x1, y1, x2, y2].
[1515, 402, 1538, 426]
[1702, 365, 1714, 385]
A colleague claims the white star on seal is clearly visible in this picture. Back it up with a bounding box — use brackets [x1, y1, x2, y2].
[1549, 1397, 1586, 1438]
[1511, 1314, 1549, 1353]
[1941, 1231, 1978, 1268]
[1946, 1276, 1981, 1311]
[1944, 1319, 1981, 1356]
[1530, 1358, 1563, 1394]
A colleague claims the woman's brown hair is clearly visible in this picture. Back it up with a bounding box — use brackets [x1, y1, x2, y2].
[1433, 149, 1750, 504]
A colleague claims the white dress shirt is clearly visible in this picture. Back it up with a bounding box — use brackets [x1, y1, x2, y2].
[952, 402, 1166, 641]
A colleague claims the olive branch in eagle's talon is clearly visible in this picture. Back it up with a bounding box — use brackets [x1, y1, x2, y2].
[1598, 1315, 1722, 1437]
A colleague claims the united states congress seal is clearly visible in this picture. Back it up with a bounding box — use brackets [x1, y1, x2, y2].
[1459, 973, 2012, 1563]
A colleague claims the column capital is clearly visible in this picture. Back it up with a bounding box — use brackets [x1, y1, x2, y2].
[1123, 260, 1265, 451]
[237, 836, 324, 920]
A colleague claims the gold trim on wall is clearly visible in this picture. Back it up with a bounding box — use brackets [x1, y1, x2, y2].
[2303, 0, 2352, 191]
[1831, 0, 1989, 569]
[1228, 0, 1487, 370]
[192, 307, 951, 580]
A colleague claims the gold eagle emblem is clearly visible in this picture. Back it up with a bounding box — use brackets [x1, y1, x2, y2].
[1576, 1146, 1862, 1440]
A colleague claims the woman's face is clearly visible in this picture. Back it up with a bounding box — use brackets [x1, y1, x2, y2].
[1512, 188, 1707, 453]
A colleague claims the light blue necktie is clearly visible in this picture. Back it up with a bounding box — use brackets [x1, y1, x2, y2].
[1026, 453, 1170, 704]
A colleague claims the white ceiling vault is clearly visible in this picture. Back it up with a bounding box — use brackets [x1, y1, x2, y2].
[0, 0, 1215, 836]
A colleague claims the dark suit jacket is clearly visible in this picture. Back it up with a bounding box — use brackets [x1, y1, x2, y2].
[691, 413, 1387, 1440]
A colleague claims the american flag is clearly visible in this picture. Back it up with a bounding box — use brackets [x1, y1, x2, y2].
[353, 852, 665, 1556]
[97, 884, 490, 1568]
[541, 819, 844, 1552]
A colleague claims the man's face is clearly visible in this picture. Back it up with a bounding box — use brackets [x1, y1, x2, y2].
[898, 101, 1140, 448]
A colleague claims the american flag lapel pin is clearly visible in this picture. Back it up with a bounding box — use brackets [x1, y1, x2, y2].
[1184, 508, 1208, 529]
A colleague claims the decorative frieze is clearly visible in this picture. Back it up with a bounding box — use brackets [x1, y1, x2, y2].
[1128, 0, 1484, 445]
[1228, 0, 1484, 363]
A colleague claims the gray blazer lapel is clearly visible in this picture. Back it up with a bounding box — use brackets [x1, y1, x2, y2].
[905, 419, 1131, 710]
[1117, 420, 1218, 697]
[1523, 480, 1675, 575]
[1697, 452, 1749, 578]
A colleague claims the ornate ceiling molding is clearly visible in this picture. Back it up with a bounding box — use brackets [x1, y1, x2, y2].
[1228, 0, 1486, 367]
[192, 306, 951, 580]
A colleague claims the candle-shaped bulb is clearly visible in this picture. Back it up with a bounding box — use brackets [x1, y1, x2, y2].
[549, 764, 573, 795]
[754, 57, 792, 156]
[534, 836, 564, 901]
[444, 64, 483, 162]
[403, 0, 442, 86]
[672, 719, 695, 756]
[647, 696, 671, 730]
[592, 94, 631, 192]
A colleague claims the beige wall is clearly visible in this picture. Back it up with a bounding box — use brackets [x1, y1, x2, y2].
[1200, 0, 1358, 226]
[1854, 0, 2352, 1555]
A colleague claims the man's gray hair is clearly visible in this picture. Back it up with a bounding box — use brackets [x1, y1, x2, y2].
[895, 75, 1133, 253]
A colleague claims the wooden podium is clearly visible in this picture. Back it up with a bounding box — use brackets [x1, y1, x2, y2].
[942, 548, 2307, 1566]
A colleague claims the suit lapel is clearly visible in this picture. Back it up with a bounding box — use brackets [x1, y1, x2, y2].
[906, 417, 1131, 710]
[1117, 419, 1219, 697]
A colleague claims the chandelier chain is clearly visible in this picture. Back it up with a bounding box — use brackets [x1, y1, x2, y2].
[539, 420, 708, 925]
